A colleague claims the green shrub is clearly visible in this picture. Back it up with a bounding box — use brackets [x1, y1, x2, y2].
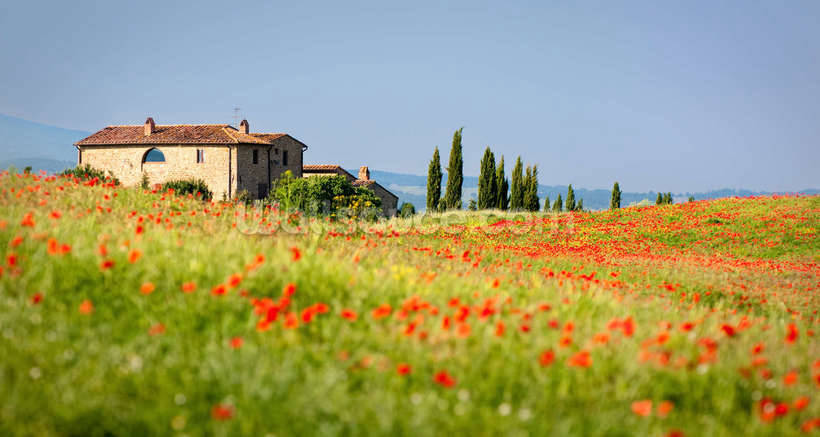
[161, 179, 213, 200]
[61, 165, 120, 185]
[400, 202, 416, 217]
[268, 171, 382, 219]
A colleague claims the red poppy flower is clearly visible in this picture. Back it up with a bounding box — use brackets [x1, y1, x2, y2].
[79, 299, 94, 315]
[31, 292, 43, 304]
[559, 336, 573, 347]
[631, 400, 652, 417]
[341, 309, 358, 321]
[785, 323, 798, 344]
[227, 273, 243, 288]
[181, 282, 197, 293]
[21, 212, 35, 227]
[149, 323, 165, 336]
[290, 246, 301, 261]
[301, 308, 315, 323]
[397, 363, 412, 375]
[128, 249, 142, 264]
[283, 312, 299, 329]
[100, 259, 114, 271]
[211, 284, 227, 296]
[283, 283, 296, 297]
[211, 404, 234, 420]
[568, 350, 592, 368]
[783, 371, 798, 386]
[495, 321, 505, 337]
[434, 370, 456, 388]
[657, 400, 674, 417]
[539, 349, 555, 367]
[230, 337, 243, 349]
[793, 396, 809, 411]
[140, 282, 155, 295]
[372, 303, 392, 319]
[721, 324, 736, 337]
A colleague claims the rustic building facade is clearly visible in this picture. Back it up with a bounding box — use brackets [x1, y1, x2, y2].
[303, 164, 399, 217]
[75, 118, 305, 200]
[75, 117, 398, 216]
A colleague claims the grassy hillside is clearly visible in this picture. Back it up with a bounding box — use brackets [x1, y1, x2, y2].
[0, 170, 818, 436]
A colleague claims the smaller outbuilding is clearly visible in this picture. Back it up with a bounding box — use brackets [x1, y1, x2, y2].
[303, 165, 398, 217]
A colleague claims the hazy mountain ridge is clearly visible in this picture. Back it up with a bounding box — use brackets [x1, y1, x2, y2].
[0, 114, 815, 210]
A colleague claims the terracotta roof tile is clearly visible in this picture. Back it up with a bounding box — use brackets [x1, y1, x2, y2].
[352, 180, 376, 187]
[251, 133, 287, 142]
[303, 164, 342, 171]
[76, 124, 285, 146]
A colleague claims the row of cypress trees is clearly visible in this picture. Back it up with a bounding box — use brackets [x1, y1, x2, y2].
[428, 129, 621, 213]
[480, 151, 542, 212]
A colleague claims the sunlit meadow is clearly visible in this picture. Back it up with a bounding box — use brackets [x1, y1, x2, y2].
[0, 170, 818, 436]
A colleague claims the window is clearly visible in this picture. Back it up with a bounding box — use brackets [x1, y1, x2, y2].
[283, 150, 288, 166]
[143, 148, 165, 163]
[275, 148, 279, 155]
[252, 149, 259, 164]
[196, 149, 205, 163]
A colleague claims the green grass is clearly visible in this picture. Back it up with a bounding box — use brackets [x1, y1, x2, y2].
[0, 172, 818, 436]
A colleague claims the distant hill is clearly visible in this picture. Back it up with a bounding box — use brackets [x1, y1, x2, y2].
[0, 114, 88, 173]
[0, 113, 815, 209]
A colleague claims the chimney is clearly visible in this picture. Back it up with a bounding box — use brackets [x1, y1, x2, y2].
[358, 166, 370, 181]
[144, 117, 155, 136]
[239, 119, 249, 134]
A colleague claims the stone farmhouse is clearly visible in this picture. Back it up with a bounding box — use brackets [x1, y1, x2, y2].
[74, 117, 398, 216]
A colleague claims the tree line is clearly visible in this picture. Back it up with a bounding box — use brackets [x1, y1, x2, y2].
[424, 128, 681, 213]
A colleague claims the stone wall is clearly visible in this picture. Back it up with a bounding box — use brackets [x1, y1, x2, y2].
[370, 183, 399, 217]
[79, 145, 232, 199]
[237, 136, 305, 199]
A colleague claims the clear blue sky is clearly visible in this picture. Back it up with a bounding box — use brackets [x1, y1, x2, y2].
[1, 0, 818, 192]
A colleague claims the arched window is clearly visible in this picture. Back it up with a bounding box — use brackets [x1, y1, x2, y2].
[143, 148, 166, 163]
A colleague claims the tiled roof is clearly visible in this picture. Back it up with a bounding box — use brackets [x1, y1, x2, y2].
[251, 133, 287, 142]
[303, 164, 342, 171]
[352, 180, 375, 187]
[76, 124, 285, 146]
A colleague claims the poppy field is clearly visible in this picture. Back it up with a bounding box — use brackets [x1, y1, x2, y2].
[0, 170, 818, 436]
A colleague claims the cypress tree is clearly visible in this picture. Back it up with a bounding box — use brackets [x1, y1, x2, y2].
[443, 128, 464, 210]
[566, 184, 576, 212]
[478, 147, 497, 209]
[426, 147, 442, 211]
[495, 156, 508, 210]
[666, 192, 673, 204]
[553, 194, 562, 213]
[543, 195, 550, 213]
[526, 165, 540, 211]
[610, 182, 621, 210]
[577, 198, 584, 211]
[522, 166, 533, 211]
[656, 193, 663, 205]
[509, 156, 524, 210]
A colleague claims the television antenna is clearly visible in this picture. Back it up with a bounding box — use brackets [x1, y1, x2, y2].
[233, 107, 241, 127]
